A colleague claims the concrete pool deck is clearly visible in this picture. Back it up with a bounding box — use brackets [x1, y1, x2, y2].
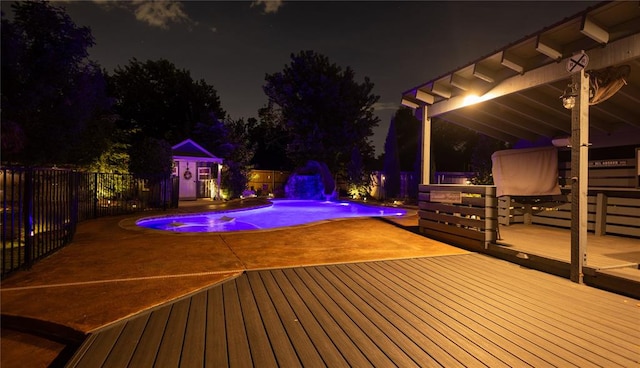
[0, 198, 468, 366]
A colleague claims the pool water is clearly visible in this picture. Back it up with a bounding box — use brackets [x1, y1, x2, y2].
[136, 199, 407, 232]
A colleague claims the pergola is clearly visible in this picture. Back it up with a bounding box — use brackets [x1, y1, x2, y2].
[400, 1, 640, 283]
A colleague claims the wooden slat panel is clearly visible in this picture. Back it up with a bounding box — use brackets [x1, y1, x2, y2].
[606, 224, 640, 237]
[419, 210, 486, 229]
[419, 201, 486, 217]
[609, 197, 640, 206]
[419, 218, 487, 241]
[419, 184, 496, 196]
[589, 167, 635, 177]
[590, 177, 636, 187]
[607, 214, 640, 226]
[607, 205, 640, 217]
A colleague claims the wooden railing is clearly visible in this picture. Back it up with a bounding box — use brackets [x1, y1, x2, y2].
[418, 185, 498, 250]
[498, 194, 640, 238]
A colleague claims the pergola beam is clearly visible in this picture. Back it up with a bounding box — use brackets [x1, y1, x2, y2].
[428, 33, 640, 118]
[442, 112, 519, 143]
[536, 36, 563, 60]
[431, 82, 452, 99]
[472, 63, 496, 83]
[415, 89, 435, 104]
[501, 51, 526, 74]
[581, 16, 609, 44]
[450, 74, 472, 91]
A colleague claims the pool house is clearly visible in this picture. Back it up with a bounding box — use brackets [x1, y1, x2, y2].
[172, 139, 223, 201]
[400, 1, 640, 297]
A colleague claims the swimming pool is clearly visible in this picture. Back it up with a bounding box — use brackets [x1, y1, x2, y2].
[136, 200, 407, 233]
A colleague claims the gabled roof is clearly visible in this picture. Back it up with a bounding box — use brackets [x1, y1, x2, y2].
[172, 139, 223, 163]
[401, 1, 640, 148]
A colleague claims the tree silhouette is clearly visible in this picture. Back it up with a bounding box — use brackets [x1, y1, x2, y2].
[1, 1, 113, 166]
[263, 50, 379, 178]
[383, 117, 401, 199]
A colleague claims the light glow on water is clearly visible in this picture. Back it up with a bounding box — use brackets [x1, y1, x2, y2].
[136, 199, 406, 233]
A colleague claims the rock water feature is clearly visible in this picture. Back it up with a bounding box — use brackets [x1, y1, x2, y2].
[285, 161, 336, 200]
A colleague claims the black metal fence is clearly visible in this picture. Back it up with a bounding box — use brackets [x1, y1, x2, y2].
[1, 167, 178, 278]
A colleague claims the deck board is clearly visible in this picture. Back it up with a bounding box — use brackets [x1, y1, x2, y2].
[375, 260, 582, 367]
[286, 267, 385, 367]
[235, 274, 278, 367]
[351, 261, 542, 367]
[127, 304, 170, 367]
[155, 297, 190, 367]
[259, 270, 327, 367]
[245, 272, 301, 368]
[67, 254, 640, 367]
[102, 313, 149, 367]
[329, 263, 511, 368]
[180, 291, 206, 367]
[221, 280, 253, 367]
[422, 257, 635, 367]
[296, 267, 416, 367]
[441, 255, 640, 341]
[204, 286, 227, 367]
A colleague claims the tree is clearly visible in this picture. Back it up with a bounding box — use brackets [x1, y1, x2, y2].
[394, 107, 421, 172]
[263, 50, 379, 178]
[431, 118, 479, 172]
[470, 134, 508, 185]
[247, 102, 292, 170]
[108, 58, 226, 144]
[128, 137, 173, 179]
[1, 1, 113, 166]
[108, 58, 227, 177]
[383, 117, 401, 199]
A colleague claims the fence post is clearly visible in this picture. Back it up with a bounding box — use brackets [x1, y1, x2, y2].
[93, 172, 98, 219]
[22, 169, 34, 269]
[595, 192, 607, 236]
[69, 171, 79, 239]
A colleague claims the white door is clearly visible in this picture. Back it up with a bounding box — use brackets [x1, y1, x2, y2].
[178, 161, 197, 200]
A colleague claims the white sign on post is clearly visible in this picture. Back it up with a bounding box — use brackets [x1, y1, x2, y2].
[566, 51, 589, 74]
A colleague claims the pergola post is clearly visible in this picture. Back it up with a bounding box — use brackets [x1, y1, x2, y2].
[419, 106, 431, 184]
[217, 163, 222, 199]
[570, 69, 589, 283]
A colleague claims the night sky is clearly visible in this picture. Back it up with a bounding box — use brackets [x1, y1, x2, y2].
[4, 1, 599, 154]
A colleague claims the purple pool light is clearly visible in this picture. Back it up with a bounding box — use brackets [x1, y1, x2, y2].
[136, 199, 407, 233]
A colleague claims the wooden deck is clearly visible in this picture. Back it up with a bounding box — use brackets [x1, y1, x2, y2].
[67, 253, 639, 367]
[488, 224, 640, 298]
